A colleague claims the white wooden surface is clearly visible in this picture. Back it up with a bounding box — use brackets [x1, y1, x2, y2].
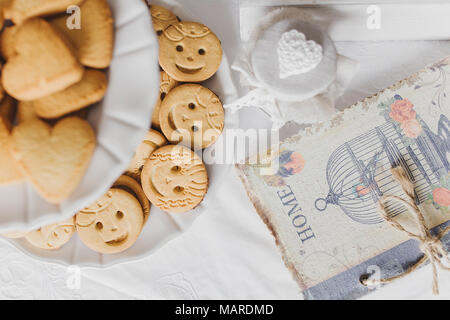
[240, 4, 450, 41]
[240, 0, 449, 6]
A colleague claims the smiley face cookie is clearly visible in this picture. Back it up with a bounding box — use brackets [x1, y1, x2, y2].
[159, 84, 224, 149]
[149, 5, 179, 37]
[159, 21, 222, 82]
[25, 216, 75, 250]
[126, 129, 167, 180]
[141, 145, 208, 213]
[76, 188, 144, 254]
[113, 175, 150, 223]
[152, 71, 178, 130]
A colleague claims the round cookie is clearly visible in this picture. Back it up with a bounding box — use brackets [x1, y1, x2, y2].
[126, 129, 168, 179]
[76, 188, 144, 254]
[25, 216, 75, 250]
[141, 145, 208, 213]
[113, 175, 151, 223]
[159, 21, 223, 82]
[159, 84, 224, 150]
[149, 5, 179, 36]
[152, 71, 178, 130]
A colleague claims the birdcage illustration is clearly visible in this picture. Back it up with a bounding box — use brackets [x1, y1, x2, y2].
[315, 101, 450, 224]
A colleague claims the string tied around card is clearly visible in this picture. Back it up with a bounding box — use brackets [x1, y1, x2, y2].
[361, 166, 450, 295]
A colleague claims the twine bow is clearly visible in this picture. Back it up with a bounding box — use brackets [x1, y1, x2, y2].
[362, 166, 450, 295]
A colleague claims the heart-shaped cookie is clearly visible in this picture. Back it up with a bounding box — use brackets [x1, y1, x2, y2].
[113, 175, 150, 223]
[0, 25, 18, 60]
[125, 129, 167, 180]
[76, 188, 144, 254]
[16, 101, 36, 123]
[49, 0, 114, 69]
[11, 117, 95, 204]
[2, 18, 84, 101]
[6, 0, 85, 24]
[34, 69, 108, 119]
[151, 71, 178, 130]
[277, 29, 323, 79]
[0, 0, 11, 22]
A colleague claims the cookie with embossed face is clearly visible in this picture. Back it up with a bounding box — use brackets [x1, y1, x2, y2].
[141, 145, 208, 213]
[149, 5, 179, 37]
[0, 25, 18, 60]
[152, 71, 178, 130]
[159, 84, 224, 150]
[159, 21, 222, 82]
[17, 100, 90, 124]
[126, 129, 167, 180]
[25, 216, 76, 250]
[1, 231, 27, 239]
[76, 188, 144, 254]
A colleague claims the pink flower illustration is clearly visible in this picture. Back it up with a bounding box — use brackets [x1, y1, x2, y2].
[355, 185, 370, 197]
[401, 118, 422, 138]
[282, 152, 305, 175]
[432, 187, 450, 207]
[389, 99, 416, 123]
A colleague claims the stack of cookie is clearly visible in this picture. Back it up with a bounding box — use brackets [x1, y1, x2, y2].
[133, 4, 224, 214]
[0, 0, 114, 204]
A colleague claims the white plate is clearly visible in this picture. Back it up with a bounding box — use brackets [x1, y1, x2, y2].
[1, 0, 239, 267]
[0, 1, 159, 232]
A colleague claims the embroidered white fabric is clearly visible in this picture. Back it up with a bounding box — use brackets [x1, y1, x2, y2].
[226, 7, 358, 129]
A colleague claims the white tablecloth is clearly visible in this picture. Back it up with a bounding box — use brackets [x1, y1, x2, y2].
[1, 0, 450, 300]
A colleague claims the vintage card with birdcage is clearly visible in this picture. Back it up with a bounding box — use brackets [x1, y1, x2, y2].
[237, 56, 450, 299]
